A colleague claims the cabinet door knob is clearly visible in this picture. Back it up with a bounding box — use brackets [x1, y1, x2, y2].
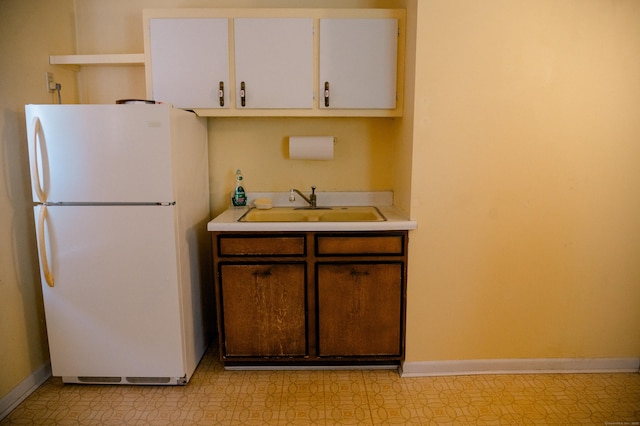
[252, 268, 272, 278]
[350, 269, 370, 277]
[240, 81, 246, 107]
[324, 81, 330, 107]
[218, 81, 225, 107]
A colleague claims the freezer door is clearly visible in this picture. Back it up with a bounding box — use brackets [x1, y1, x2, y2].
[26, 104, 177, 203]
[35, 204, 186, 378]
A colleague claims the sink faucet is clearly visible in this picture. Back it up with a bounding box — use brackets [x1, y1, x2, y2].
[289, 186, 317, 208]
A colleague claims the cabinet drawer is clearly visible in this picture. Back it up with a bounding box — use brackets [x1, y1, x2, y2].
[217, 234, 306, 256]
[316, 233, 404, 256]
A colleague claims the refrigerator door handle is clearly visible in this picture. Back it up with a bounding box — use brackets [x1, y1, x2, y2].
[30, 116, 47, 203]
[37, 205, 55, 287]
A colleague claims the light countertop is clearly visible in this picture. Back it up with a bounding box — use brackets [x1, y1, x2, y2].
[207, 191, 417, 232]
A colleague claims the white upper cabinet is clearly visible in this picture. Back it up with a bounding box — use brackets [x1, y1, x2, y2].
[149, 18, 229, 109]
[143, 9, 404, 116]
[234, 18, 313, 109]
[319, 18, 398, 109]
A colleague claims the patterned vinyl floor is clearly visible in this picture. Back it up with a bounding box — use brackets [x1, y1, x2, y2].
[2, 344, 639, 425]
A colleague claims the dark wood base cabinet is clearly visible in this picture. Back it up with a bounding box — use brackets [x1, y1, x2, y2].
[212, 231, 408, 367]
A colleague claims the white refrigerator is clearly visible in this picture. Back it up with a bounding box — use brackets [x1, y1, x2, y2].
[25, 104, 211, 385]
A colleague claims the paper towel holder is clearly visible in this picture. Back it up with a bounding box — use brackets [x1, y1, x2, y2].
[288, 136, 336, 160]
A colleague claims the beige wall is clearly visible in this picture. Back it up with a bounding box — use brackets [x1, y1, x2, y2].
[0, 0, 78, 400]
[207, 117, 396, 215]
[406, 0, 640, 361]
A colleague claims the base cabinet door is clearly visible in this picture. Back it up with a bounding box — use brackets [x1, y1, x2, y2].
[316, 262, 403, 357]
[219, 263, 307, 357]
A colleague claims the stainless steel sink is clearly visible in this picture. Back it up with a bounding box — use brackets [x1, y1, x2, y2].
[238, 206, 386, 222]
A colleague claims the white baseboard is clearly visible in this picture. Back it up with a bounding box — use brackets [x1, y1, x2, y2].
[0, 362, 51, 420]
[400, 357, 640, 377]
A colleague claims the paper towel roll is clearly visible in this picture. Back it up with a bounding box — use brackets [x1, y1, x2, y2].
[289, 136, 334, 160]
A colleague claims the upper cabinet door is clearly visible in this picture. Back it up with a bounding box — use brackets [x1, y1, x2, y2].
[234, 18, 313, 109]
[149, 18, 229, 109]
[320, 18, 398, 109]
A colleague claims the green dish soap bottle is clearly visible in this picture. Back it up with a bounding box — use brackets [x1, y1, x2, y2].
[232, 169, 247, 206]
